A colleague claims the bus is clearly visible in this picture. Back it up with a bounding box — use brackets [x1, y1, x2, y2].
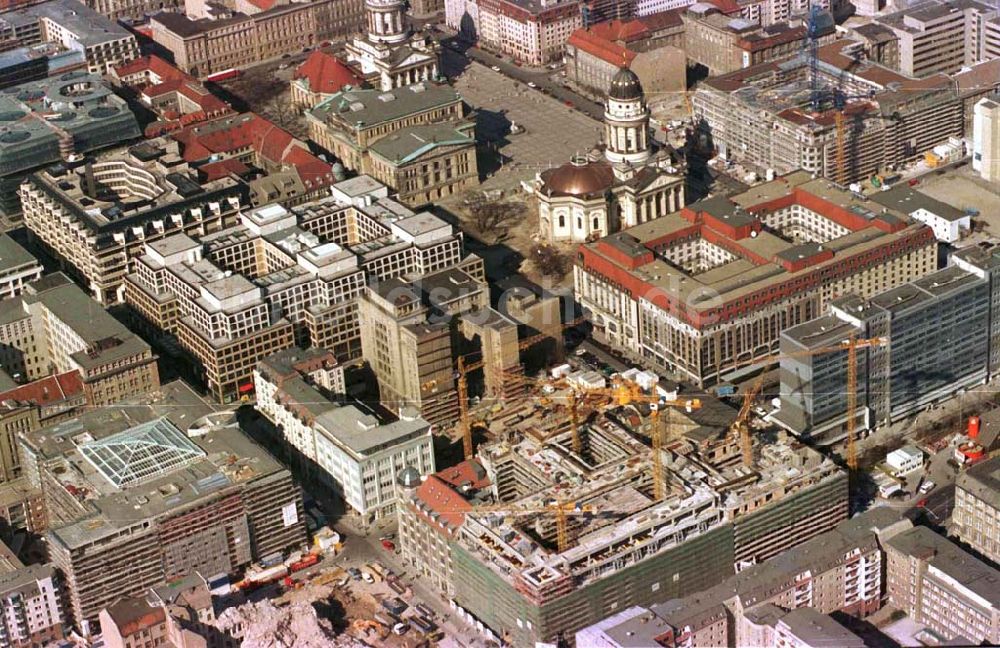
[205, 68, 241, 82]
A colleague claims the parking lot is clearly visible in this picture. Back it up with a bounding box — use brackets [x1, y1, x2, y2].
[916, 168, 1000, 238]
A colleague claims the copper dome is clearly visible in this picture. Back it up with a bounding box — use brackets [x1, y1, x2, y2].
[541, 159, 615, 198]
[608, 67, 643, 101]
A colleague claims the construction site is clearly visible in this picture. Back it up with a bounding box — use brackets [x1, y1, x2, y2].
[693, 37, 999, 184]
[401, 370, 849, 646]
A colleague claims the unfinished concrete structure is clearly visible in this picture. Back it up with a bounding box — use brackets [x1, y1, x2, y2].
[398, 381, 848, 645]
[693, 39, 997, 183]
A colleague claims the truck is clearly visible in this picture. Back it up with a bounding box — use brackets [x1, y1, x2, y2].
[714, 384, 736, 397]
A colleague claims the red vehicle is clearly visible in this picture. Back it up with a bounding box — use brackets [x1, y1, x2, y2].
[205, 68, 242, 83]
[381, 539, 396, 551]
[564, 100, 574, 107]
[289, 553, 319, 572]
[908, 178, 920, 186]
[917, 498, 928, 508]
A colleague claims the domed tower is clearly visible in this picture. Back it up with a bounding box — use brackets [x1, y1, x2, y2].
[366, 0, 407, 44]
[604, 67, 652, 167]
[396, 465, 422, 501]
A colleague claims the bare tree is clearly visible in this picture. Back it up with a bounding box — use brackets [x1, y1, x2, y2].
[464, 192, 525, 243]
[531, 244, 570, 280]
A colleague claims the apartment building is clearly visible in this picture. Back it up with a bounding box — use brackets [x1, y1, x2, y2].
[682, 4, 834, 75]
[151, 0, 363, 78]
[874, 0, 1000, 78]
[255, 348, 435, 524]
[20, 141, 247, 305]
[396, 460, 490, 595]
[0, 561, 67, 647]
[307, 82, 465, 175]
[21, 409, 306, 634]
[123, 175, 480, 402]
[0, 236, 41, 301]
[885, 526, 1000, 645]
[0, 0, 139, 73]
[0, 274, 159, 409]
[366, 122, 479, 205]
[574, 171, 937, 387]
[476, 0, 583, 65]
[575, 507, 909, 647]
[0, 479, 46, 541]
[0, 72, 140, 220]
[777, 248, 1000, 442]
[953, 456, 1000, 566]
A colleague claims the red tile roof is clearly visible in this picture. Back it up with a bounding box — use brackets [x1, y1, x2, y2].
[0, 371, 84, 407]
[294, 51, 364, 95]
[172, 114, 334, 189]
[637, 8, 684, 32]
[567, 28, 637, 66]
[113, 54, 181, 82]
[703, 0, 742, 13]
[412, 475, 471, 535]
[199, 158, 252, 182]
[435, 460, 491, 491]
[586, 18, 649, 43]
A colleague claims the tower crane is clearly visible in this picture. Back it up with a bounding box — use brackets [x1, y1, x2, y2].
[467, 499, 597, 553]
[726, 336, 885, 470]
[450, 316, 589, 460]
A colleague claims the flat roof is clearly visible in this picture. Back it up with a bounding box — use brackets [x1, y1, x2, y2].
[315, 405, 429, 456]
[957, 456, 1000, 511]
[5, 0, 136, 47]
[887, 525, 1000, 606]
[27, 381, 287, 550]
[870, 186, 966, 222]
[368, 123, 475, 164]
[0, 234, 38, 273]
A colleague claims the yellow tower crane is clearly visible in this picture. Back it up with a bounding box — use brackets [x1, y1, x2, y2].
[468, 499, 596, 553]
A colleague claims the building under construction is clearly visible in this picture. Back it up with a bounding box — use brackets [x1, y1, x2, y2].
[693, 39, 999, 183]
[397, 382, 847, 645]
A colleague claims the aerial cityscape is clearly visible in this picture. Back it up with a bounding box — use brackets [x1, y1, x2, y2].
[0, 0, 993, 644]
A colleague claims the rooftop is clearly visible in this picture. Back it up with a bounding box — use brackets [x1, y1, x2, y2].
[293, 51, 364, 96]
[310, 82, 462, 131]
[578, 171, 928, 325]
[368, 122, 475, 165]
[3, 0, 136, 48]
[870, 185, 966, 222]
[24, 382, 287, 550]
[887, 525, 1000, 606]
[957, 456, 1000, 511]
[0, 233, 39, 273]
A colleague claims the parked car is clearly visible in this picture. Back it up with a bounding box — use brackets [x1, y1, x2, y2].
[491, 65, 501, 72]
[347, 567, 362, 581]
[919, 480, 936, 494]
[381, 539, 396, 551]
[527, 81, 537, 88]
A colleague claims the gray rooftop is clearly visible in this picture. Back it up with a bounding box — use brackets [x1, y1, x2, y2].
[870, 186, 966, 222]
[25, 382, 288, 550]
[887, 525, 1000, 606]
[311, 82, 462, 130]
[3, 0, 136, 48]
[778, 607, 864, 647]
[0, 234, 38, 273]
[782, 313, 859, 350]
[315, 405, 429, 457]
[368, 122, 475, 164]
[957, 456, 1000, 511]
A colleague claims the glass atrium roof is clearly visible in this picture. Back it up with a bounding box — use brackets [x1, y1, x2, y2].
[79, 418, 205, 489]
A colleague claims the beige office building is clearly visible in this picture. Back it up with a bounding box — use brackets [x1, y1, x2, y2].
[886, 526, 1000, 646]
[151, 0, 364, 78]
[953, 456, 1000, 566]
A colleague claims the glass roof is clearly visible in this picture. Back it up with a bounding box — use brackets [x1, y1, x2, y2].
[79, 418, 205, 489]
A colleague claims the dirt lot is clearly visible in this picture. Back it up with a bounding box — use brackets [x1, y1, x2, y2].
[916, 167, 1000, 237]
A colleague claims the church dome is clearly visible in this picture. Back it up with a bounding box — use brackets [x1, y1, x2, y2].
[397, 466, 422, 488]
[608, 67, 643, 101]
[541, 157, 615, 198]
